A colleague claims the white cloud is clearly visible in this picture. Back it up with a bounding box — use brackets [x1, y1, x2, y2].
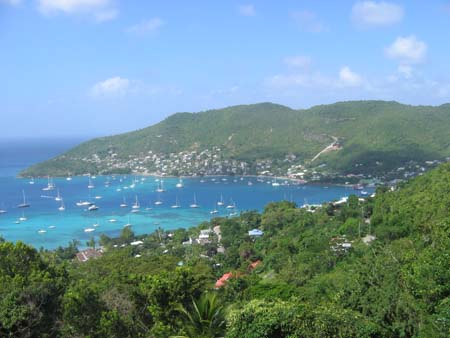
[38, 0, 117, 21]
[268, 67, 364, 90]
[352, 1, 403, 27]
[0, 0, 22, 5]
[283, 55, 312, 69]
[95, 8, 118, 22]
[291, 10, 325, 33]
[91, 76, 130, 97]
[339, 66, 363, 87]
[397, 64, 414, 79]
[385, 35, 427, 64]
[238, 4, 255, 16]
[126, 18, 165, 35]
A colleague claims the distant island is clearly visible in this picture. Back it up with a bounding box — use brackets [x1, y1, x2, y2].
[21, 100, 450, 183]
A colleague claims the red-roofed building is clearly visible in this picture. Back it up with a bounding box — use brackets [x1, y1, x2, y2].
[215, 272, 234, 288]
[248, 260, 262, 271]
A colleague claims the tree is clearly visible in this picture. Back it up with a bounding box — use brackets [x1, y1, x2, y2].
[175, 292, 226, 338]
[87, 236, 96, 249]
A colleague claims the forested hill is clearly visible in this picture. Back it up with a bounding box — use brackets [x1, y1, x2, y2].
[2, 162, 450, 337]
[21, 100, 450, 177]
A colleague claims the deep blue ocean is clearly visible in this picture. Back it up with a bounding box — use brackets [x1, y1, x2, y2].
[0, 138, 371, 249]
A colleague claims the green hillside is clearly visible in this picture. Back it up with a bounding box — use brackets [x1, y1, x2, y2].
[21, 100, 450, 177]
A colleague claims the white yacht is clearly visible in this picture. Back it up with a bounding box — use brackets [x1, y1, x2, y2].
[156, 180, 165, 193]
[217, 194, 225, 206]
[55, 189, 62, 201]
[120, 197, 128, 208]
[58, 199, 65, 211]
[88, 204, 99, 211]
[18, 190, 30, 208]
[132, 195, 140, 209]
[171, 196, 181, 209]
[87, 175, 95, 189]
[190, 194, 199, 208]
[42, 176, 55, 191]
[176, 178, 184, 188]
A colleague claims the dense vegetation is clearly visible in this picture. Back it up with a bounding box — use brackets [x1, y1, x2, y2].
[3, 163, 450, 337]
[21, 100, 450, 177]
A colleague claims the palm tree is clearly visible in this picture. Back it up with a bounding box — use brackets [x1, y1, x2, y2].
[173, 292, 226, 338]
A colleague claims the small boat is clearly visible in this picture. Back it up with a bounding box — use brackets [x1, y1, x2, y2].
[18, 190, 30, 208]
[248, 181, 253, 186]
[156, 180, 165, 193]
[42, 176, 55, 191]
[95, 196, 102, 200]
[76, 200, 93, 206]
[226, 199, 236, 209]
[154, 196, 163, 205]
[93, 223, 100, 227]
[171, 196, 181, 209]
[19, 215, 27, 221]
[66, 176, 72, 181]
[48, 225, 56, 229]
[272, 177, 280, 187]
[217, 194, 224, 206]
[55, 189, 62, 201]
[132, 195, 140, 209]
[88, 204, 99, 211]
[38, 229, 46, 234]
[87, 175, 95, 189]
[0, 204, 7, 214]
[120, 197, 128, 208]
[108, 218, 117, 223]
[190, 194, 199, 208]
[29, 178, 35, 185]
[58, 199, 65, 211]
[176, 178, 184, 188]
[84, 228, 95, 233]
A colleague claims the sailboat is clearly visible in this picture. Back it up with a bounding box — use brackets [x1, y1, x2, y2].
[124, 215, 132, 227]
[190, 194, 199, 208]
[55, 189, 62, 201]
[154, 194, 163, 205]
[217, 194, 224, 206]
[171, 196, 181, 209]
[42, 176, 55, 191]
[88, 204, 99, 211]
[210, 204, 219, 215]
[58, 199, 65, 211]
[29, 177, 35, 185]
[87, 175, 95, 189]
[131, 195, 140, 212]
[0, 203, 7, 214]
[226, 198, 236, 209]
[76, 200, 93, 206]
[19, 211, 27, 221]
[272, 177, 280, 187]
[18, 190, 30, 208]
[120, 197, 128, 208]
[156, 180, 165, 193]
[176, 178, 184, 188]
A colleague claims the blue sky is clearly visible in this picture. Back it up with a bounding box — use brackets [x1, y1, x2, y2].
[1, 0, 450, 138]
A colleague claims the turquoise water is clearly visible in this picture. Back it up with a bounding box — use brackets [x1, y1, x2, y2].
[0, 175, 371, 249]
